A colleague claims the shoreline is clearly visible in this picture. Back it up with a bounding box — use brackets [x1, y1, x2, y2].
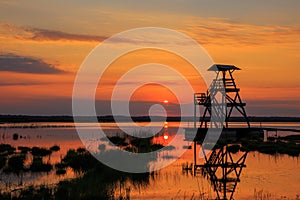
[1, 115, 300, 123]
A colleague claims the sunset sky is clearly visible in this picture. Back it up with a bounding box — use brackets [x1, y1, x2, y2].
[0, 0, 299, 116]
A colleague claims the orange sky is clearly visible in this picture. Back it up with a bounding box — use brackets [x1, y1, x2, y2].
[0, 1, 299, 116]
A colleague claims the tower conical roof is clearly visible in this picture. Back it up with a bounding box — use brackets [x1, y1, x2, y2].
[208, 64, 241, 71]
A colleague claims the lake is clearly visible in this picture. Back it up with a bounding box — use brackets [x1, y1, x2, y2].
[0, 122, 299, 199]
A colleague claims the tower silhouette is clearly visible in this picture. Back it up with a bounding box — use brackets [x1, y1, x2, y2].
[194, 64, 250, 128]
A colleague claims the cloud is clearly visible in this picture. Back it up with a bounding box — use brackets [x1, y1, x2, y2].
[25, 27, 107, 42]
[0, 23, 196, 46]
[0, 53, 66, 74]
[183, 19, 300, 46]
[4, 21, 297, 47]
[0, 81, 47, 86]
[1, 23, 107, 42]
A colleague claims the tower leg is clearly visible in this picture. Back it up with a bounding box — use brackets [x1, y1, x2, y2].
[193, 141, 197, 174]
[200, 107, 208, 128]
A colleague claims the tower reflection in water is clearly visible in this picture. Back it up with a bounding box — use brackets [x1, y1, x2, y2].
[198, 145, 247, 200]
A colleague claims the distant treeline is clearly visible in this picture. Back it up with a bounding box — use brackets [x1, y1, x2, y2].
[0, 115, 300, 123]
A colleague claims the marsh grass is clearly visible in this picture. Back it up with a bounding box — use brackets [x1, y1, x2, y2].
[0, 135, 157, 200]
[30, 157, 52, 172]
[0, 155, 6, 169]
[31, 147, 52, 157]
[49, 145, 60, 152]
[105, 134, 166, 153]
[0, 144, 15, 155]
[4, 155, 26, 175]
[241, 139, 300, 156]
[0, 147, 152, 199]
[1, 133, 299, 200]
[17, 146, 31, 154]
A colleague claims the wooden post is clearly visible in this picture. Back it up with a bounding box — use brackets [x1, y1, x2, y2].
[194, 101, 196, 129]
[193, 141, 197, 174]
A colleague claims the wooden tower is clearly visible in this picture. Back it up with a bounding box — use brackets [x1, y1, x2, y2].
[191, 64, 250, 199]
[194, 64, 250, 128]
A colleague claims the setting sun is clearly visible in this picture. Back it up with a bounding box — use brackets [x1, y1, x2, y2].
[163, 134, 169, 140]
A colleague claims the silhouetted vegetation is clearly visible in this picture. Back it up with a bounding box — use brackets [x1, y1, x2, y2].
[30, 157, 52, 172]
[241, 139, 300, 156]
[55, 168, 66, 175]
[105, 135, 167, 153]
[1, 128, 299, 199]
[53, 150, 151, 200]
[0, 144, 15, 155]
[55, 163, 67, 169]
[62, 148, 96, 173]
[49, 145, 60, 152]
[0, 185, 54, 200]
[0, 144, 152, 200]
[0, 155, 7, 169]
[201, 135, 300, 157]
[18, 146, 31, 154]
[108, 136, 128, 146]
[4, 155, 25, 175]
[54, 162, 67, 175]
[31, 147, 52, 157]
[275, 135, 300, 142]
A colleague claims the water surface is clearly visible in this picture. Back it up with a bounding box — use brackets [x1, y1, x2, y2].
[0, 122, 299, 199]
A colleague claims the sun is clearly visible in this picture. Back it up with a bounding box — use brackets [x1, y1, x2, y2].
[163, 100, 169, 104]
[163, 134, 169, 140]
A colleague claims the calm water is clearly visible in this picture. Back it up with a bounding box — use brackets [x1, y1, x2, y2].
[0, 122, 299, 199]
